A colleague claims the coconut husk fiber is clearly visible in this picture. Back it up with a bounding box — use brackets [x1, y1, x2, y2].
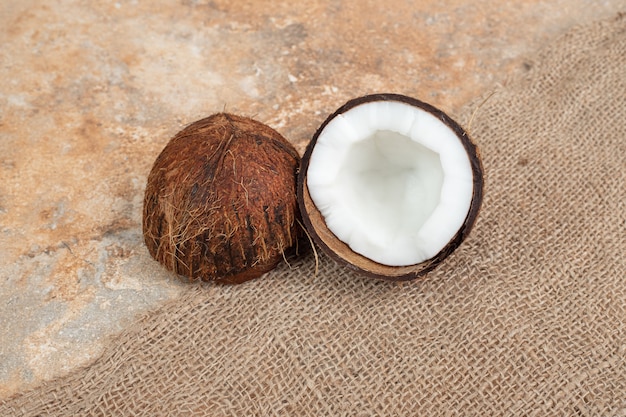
[2, 13, 625, 417]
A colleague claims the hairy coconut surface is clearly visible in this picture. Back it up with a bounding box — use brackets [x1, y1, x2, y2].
[143, 113, 300, 284]
[298, 94, 483, 280]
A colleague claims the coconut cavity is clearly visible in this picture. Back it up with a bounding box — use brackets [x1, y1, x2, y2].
[306, 99, 474, 267]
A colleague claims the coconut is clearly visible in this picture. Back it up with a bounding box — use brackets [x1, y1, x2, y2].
[298, 93, 483, 280]
[143, 113, 300, 284]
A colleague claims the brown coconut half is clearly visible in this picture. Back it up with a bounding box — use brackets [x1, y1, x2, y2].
[143, 113, 300, 284]
[298, 93, 483, 281]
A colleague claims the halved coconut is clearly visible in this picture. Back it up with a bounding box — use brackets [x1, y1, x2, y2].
[297, 93, 483, 280]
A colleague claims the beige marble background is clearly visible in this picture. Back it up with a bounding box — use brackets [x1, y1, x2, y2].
[0, 0, 623, 399]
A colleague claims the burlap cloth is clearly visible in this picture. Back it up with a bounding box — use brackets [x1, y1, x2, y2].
[3, 13, 625, 417]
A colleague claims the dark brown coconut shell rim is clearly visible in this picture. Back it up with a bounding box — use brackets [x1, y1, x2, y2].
[297, 93, 484, 281]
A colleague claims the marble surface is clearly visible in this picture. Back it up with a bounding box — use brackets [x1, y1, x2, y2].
[0, 0, 623, 399]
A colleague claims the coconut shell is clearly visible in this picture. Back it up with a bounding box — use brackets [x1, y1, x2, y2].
[297, 93, 484, 281]
[143, 113, 300, 284]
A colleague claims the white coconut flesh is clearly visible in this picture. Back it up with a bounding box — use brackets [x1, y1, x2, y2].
[306, 100, 474, 266]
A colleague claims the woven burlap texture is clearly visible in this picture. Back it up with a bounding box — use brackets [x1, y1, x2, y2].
[3, 13, 625, 417]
